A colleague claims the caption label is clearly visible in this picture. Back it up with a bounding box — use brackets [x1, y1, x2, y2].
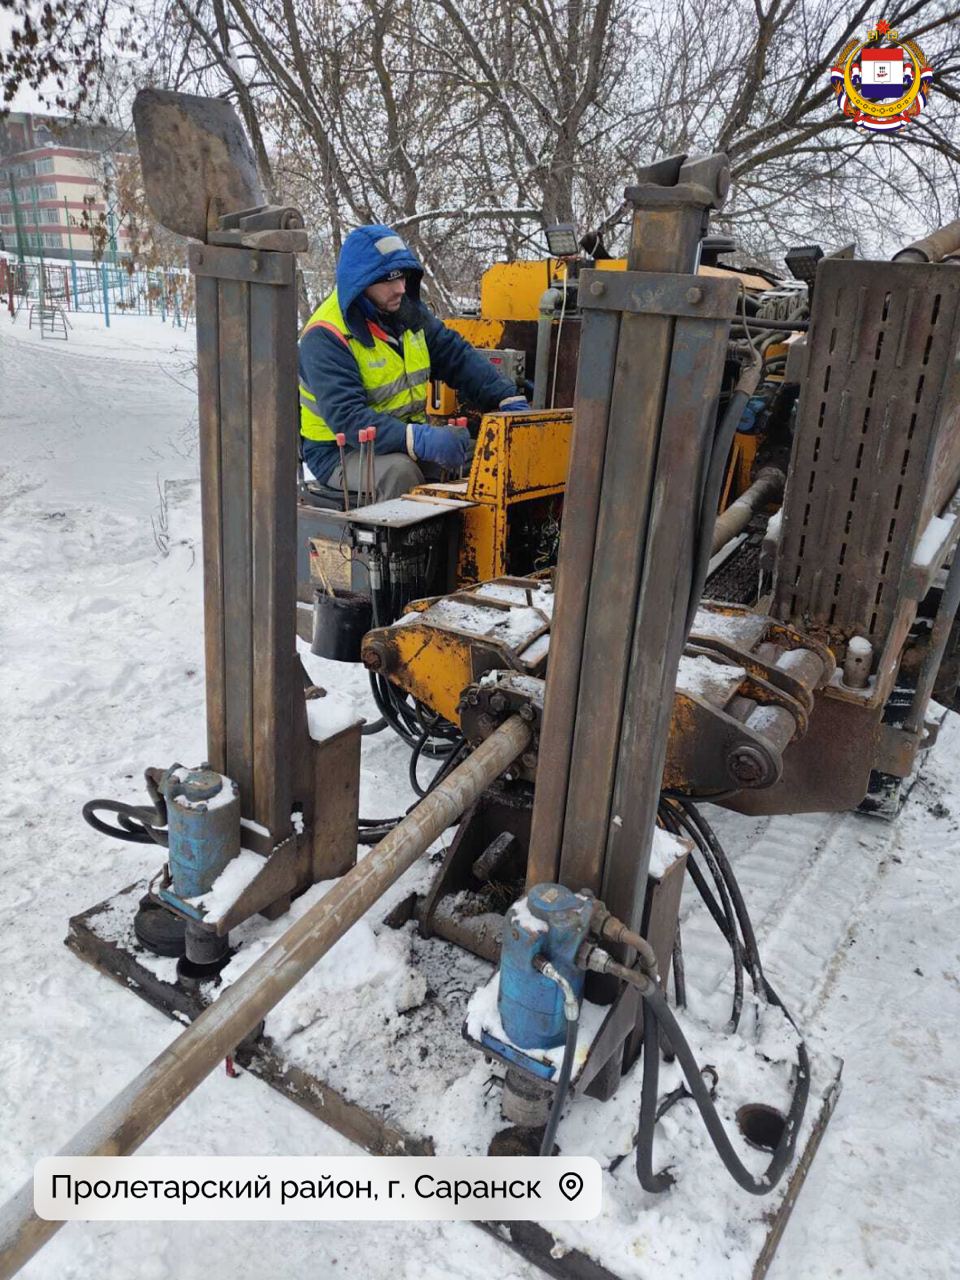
[36, 1156, 602, 1222]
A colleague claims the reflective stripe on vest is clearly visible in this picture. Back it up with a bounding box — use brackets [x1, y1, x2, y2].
[299, 290, 430, 442]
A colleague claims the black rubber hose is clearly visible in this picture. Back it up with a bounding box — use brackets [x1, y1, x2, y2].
[684, 357, 761, 637]
[359, 738, 467, 844]
[82, 799, 168, 846]
[369, 672, 455, 758]
[361, 717, 388, 736]
[408, 725, 432, 797]
[539, 1010, 579, 1157]
[740, 317, 808, 331]
[659, 803, 744, 1029]
[672, 927, 686, 1009]
[636, 997, 674, 1191]
[677, 799, 765, 990]
[637, 978, 810, 1196]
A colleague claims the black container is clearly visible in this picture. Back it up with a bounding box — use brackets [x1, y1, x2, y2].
[311, 587, 372, 662]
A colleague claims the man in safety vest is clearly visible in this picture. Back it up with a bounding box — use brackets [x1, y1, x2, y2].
[299, 224, 530, 501]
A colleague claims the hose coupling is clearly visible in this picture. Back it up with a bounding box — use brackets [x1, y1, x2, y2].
[576, 942, 657, 993]
[588, 903, 659, 976]
[533, 954, 581, 1022]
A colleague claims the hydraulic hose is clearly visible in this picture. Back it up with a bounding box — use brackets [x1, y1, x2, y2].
[591, 952, 808, 1195]
[81, 768, 169, 846]
[684, 353, 763, 636]
[659, 801, 744, 1028]
[535, 958, 580, 1157]
[637, 996, 673, 1192]
[81, 799, 169, 846]
[675, 798, 765, 990]
[636, 974, 809, 1196]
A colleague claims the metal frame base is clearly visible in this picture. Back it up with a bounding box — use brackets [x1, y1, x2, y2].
[67, 880, 840, 1280]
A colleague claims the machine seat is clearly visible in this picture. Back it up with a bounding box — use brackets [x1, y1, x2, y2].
[299, 480, 361, 512]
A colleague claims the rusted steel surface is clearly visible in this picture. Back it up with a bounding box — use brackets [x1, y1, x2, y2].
[189, 243, 294, 285]
[217, 275, 256, 807]
[0, 717, 531, 1279]
[195, 275, 227, 773]
[600, 300, 735, 926]
[529, 154, 733, 918]
[249, 265, 299, 836]
[525, 305, 622, 887]
[557, 302, 679, 892]
[724, 694, 882, 816]
[192, 244, 309, 850]
[774, 260, 960, 656]
[133, 89, 263, 241]
[892, 218, 960, 263]
[711, 466, 785, 554]
[310, 722, 362, 879]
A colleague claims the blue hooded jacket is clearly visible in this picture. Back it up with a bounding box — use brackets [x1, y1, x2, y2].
[299, 225, 517, 485]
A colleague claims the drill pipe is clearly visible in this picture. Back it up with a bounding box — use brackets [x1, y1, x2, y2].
[892, 219, 960, 264]
[0, 714, 531, 1280]
[711, 466, 785, 555]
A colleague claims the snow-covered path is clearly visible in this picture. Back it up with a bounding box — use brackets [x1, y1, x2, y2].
[1, 311, 959, 1280]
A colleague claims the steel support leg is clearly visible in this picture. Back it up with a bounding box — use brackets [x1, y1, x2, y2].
[526, 155, 735, 1090]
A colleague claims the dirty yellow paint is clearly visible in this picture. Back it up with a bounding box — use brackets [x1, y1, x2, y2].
[719, 432, 760, 512]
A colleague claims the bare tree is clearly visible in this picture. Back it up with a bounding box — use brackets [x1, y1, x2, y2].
[3, 0, 959, 296]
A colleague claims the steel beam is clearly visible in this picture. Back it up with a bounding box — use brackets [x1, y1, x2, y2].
[191, 243, 302, 841]
[528, 154, 734, 924]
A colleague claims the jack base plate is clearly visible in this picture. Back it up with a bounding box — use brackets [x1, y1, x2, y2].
[68, 879, 841, 1280]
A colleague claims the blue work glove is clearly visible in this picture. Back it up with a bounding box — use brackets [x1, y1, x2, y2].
[411, 422, 468, 470]
[499, 395, 532, 413]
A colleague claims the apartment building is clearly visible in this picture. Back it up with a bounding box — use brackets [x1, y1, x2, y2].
[0, 112, 132, 261]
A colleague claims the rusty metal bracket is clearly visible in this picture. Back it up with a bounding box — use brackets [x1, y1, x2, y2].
[664, 693, 786, 793]
[624, 152, 731, 212]
[581, 270, 738, 320]
[188, 243, 294, 286]
[684, 641, 810, 737]
[209, 204, 308, 252]
[459, 673, 544, 782]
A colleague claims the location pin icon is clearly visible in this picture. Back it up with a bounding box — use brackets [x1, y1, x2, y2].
[559, 1171, 584, 1201]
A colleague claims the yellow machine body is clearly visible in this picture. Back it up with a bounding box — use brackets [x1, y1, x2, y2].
[411, 410, 570, 584]
[362, 577, 552, 725]
[363, 580, 836, 801]
[471, 258, 776, 324]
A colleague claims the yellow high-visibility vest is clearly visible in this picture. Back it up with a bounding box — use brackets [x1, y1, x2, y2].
[299, 290, 431, 441]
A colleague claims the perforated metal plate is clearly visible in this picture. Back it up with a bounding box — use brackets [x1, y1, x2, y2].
[774, 260, 960, 643]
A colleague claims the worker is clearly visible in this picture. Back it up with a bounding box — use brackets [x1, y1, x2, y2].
[299, 225, 530, 502]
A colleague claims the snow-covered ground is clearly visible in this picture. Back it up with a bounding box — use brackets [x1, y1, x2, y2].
[2, 309, 959, 1279]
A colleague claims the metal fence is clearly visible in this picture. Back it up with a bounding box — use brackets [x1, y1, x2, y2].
[0, 256, 194, 328]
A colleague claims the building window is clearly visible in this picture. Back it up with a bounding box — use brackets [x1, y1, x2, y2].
[41, 206, 62, 225]
[35, 157, 55, 175]
[41, 233, 63, 248]
[37, 184, 57, 201]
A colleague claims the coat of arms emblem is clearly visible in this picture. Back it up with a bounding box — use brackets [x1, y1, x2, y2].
[830, 19, 933, 132]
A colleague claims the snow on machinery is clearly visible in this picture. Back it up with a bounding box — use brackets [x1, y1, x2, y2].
[3, 89, 960, 1280]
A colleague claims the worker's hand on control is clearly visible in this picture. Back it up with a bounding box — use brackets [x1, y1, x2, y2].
[499, 395, 531, 413]
[411, 423, 468, 470]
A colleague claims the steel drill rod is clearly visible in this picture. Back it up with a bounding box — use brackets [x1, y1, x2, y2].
[0, 715, 530, 1280]
[892, 218, 960, 263]
[710, 466, 785, 555]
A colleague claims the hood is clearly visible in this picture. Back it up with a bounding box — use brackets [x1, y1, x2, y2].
[336, 225, 423, 344]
